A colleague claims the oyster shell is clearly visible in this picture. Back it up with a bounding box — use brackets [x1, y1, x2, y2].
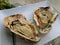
[34, 7, 58, 34]
[4, 14, 40, 42]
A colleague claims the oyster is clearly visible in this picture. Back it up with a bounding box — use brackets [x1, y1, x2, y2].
[4, 14, 40, 42]
[34, 7, 58, 34]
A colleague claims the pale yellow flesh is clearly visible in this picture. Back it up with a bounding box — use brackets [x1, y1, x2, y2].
[34, 7, 58, 34]
[4, 14, 41, 42]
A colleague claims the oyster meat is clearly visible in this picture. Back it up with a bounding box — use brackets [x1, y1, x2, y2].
[34, 7, 58, 34]
[4, 14, 40, 42]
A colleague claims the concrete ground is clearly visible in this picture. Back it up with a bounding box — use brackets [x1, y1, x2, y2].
[45, 36, 60, 45]
[8, 0, 60, 12]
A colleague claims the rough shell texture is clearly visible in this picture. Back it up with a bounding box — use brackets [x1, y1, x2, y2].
[4, 14, 41, 42]
[34, 7, 58, 34]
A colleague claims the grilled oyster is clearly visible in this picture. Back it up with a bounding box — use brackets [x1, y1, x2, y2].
[34, 7, 58, 34]
[4, 14, 40, 42]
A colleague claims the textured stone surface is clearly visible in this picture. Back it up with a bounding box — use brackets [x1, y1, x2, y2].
[8, 0, 44, 6]
[8, 0, 60, 12]
[45, 36, 60, 45]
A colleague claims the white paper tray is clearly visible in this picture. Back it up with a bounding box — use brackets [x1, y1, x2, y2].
[0, 1, 60, 45]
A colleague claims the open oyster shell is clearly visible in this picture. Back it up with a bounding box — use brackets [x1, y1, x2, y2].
[34, 6, 58, 34]
[4, 14, 40, 42]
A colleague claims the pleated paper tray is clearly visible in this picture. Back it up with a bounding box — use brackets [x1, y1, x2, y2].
[0, 1, 60, 45]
